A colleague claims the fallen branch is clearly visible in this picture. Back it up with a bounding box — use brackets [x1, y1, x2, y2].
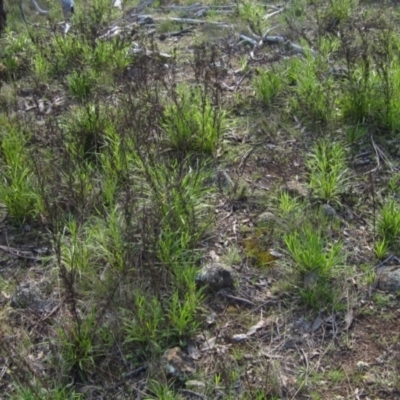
[158, 26, 194, 40]
[218, 289, 257, 307]
[153, 17, 234, 29]
[370, 134, 394, 172]
[263, 6, 286, 20]
[239, 33, 316, 57]
[160, 3, 235, 12]
[264, 35, 317, 56]
[130, 43, 172, 58]
[0, 245, 44, 260]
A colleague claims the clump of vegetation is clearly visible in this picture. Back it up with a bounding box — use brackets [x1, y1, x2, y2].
[306, 139, 350, 204]
[378, 198, 400, 249]
[2, 0, 400, 398]
[285, 225, 344, 310]
[0, 118, 42, 221]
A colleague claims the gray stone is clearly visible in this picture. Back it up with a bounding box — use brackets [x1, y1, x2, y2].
[161, 347, 196, 380]
[10, 281, 54, 311]
[10, 283, 43, 309]
[195, 263, 234, 292]
[256, 211, 277, 226]
[303, 271, 319, 288]
[185, 380, 206, 389]
[321, 204, 337, 218]
[280, 180, 308, 198]
[377, 267, 400, 293]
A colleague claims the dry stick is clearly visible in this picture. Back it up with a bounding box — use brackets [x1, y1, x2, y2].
[159, 26, 194, 39]
[218, 290, 257, 307]
[247, 26, 280, 60]
[234, 70, 251, 92]
[343, 366, 355, 399]
[130, 47, 172, 58]
[239, 34, 257, 46]
[161, 3, 235, 11]
[370, 134, 394, 172]
[263, 35, 317, 56]
[40, 299, 64, 322]
[290, 339, 334, 400]
[0, 245, 43, 260]
[239, 33, 317, 57]
[153, 17, 234, 28]
[263, 6, 287, 20]
[238, 145, 258, 173]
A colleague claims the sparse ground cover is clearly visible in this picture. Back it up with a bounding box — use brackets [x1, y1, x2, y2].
[1, 0, 400, 399]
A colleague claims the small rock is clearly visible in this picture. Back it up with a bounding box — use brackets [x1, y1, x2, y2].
[256, 211, 277, 226]
[187, 341, 201, 360]
[10, 283, 43, 309]
[10, 281, 54, 312]
[269, 249, 283, 259]
[280, 180, 308, 198]
[195, 263, 234, 292]
[206, 312, 217, 326]
[362, 372, 376, 384]
[303, 271, 319, 288]
[356, 361, 369, 371]
[321, 204, 337, 218]
[161, 347, 196, 380]
[377, 267, 400, 293]
[232, 333, 248, 342]
[185, 380, 206, 389]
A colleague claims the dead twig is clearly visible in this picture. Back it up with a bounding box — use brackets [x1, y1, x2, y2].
[263, 6, 286, 20]
[159, 26, 194, 40]
[238, 145, 259, 173]
[0, 245, 43, 260]
[218, 290, 257, 307]
[153, 17, 233, 28]
[369, 134, 394, 172]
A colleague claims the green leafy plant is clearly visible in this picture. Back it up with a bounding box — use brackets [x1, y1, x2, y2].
[288, 54, 336, 126]
[253, 68, 284, 106]
[285, 226, 343, 309]
[388, 172, 400, 196]
[278, 191, 303, 218]
[67, 69, 97, 102]
[33, 53, 50, 82]
[61, 218, 92, 274]
[346, 124, 369, 145]
[167, 289, 201, 337]
[285, 227, 343, 277]
[378, 198, 400, 248]
[326, 368, 346, 384]
[340, 63, 377, 125]
[145, 381, 180, 400]
[298, 278, 339, 311]
[374, 238, 388, 260]
[124, 294, 165, 348]
[0, 121, 42, 221]
[237, 1, 268, 36]
[58, 311, 98, 380]
[306, 140, 350, 203]
[162, 85, 227, 155]
[11, 386, 83, 400]
[0, 31, 35, 78]
[326, 0, 357, 25]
